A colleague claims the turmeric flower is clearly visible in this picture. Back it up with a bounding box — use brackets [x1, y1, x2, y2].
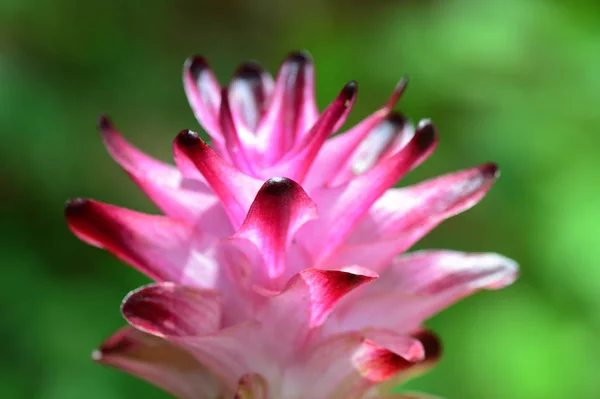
[65, 51, 518, 399]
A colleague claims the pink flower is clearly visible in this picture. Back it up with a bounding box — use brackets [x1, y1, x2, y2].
[65, 51, 518, 399]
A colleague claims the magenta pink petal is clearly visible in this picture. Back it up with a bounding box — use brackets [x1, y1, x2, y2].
[99, 116, 231, 236]
[236, 177, 317, 278]
[93, 326, 221, 399]
[346, 163, 499, 246]
[256, 51, 319, 164]
[327, 251, 518, 333]
[65, 199, 220, 285]
[183, 56, 223, 145]
[267, 81, 357, 183]
[300, 120, 438, 267]
[331, 112, 412, 185]
[353, 330, 425, 382]
[229, 62, 274, 132]
[280, 268, 376, 329]
[121, 282, 221, 337]
[173, 130, 263, 229]
[304, 78, 407, 190]
[219, 88, 256, 175]
[289, 330, 423, 399]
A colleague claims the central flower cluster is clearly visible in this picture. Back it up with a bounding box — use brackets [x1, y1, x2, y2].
[66, 51, 517, 399]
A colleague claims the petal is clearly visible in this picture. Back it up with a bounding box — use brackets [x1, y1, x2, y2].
[219, 87, 256, 175]
[229, 62, 274, 131]
[174, 130, 263, 229]
[343, 163, 500, 255]
[234, 373, 269, 399]
[353, 329, 425, 382]
[93, 326, 221, 399]
[286, 268, 377, 329]
[374, 329, 443, 392]
[236, 177, 317, 278]
[328, 251, 518, 333]
[121, 283, 221, 337]
[183, 56, 223, 144]
[332, 113, 413, 185]
[287, 330, 423, 399]
[65, 199, 220, 286]
[256, 51, 319, 164]
[304, 79, 408, 190]
[300, 119, 438, 267]
[99, 116, 231, 237]
[253, 268, 377, 361]
[266, 81, 357, 183]
[121, 286, 270, 390]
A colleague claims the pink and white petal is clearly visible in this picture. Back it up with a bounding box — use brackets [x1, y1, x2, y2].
[330, 113, 413, 186]
[65, 199, 220, 286]
[256, 51, 319, 165]
[287, 330, 423, 399]
[254, 268, 376, 363]
[303, 78, 407, 191]
[183, 56, 223, 145]
[299, 120, 438, 267]
[121, 284, 273, 390]
[378, 250, 519, 295]
[219, 88, 257, 175]
[121, 283, 221, 337]
[99, 117, 231, 236]
[93, 326, 222, 399]
[326, 251, 518, 333]
[236, 177, 317, 278]
[176, 323, 274, 392]
[345, 163, 499, 247]
[229, 62, 274, 132]
[174, 130, 263, 229]
[263, 81, 357, 183]
[373, 329, 443, 393]
[234, 373, 270, 399]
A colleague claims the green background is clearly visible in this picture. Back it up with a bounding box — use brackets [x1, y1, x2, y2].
[2, 0, 599, 398]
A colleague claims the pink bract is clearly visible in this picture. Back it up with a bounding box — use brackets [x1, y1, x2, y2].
[66, 51, 518, 399]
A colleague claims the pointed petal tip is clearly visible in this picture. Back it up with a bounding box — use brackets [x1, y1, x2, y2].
[342, 80, 358, 99]
[184, 55, 210, 79]
[414, 119, 437, 151]
[481, 162, 500, 179]
[286, 50, 313, 64]
[64, 198, 90, 217]
[175, 129, 202, 148]
[412, 329, 442, 363]
[91, 349, 103, 362]
[234, 61, 264, 79]
[98, 114, 113, 132]
[386, 111, 409, 127]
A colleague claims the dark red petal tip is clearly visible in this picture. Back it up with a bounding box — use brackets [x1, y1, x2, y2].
[385, 111, 408, 127]
[98, 115, 113, 131]
[342, 81, 358, 99]
[185, 55, 210, 80]
[234, 62, 264, 79]
[286, 50, 312, 65]
[65, 198, 90, 217]
[412, 329, 442, 362]
[176, 130, 201, 147]
[481, 162, 500, 179]
[414, 119, 437, 151]
[261, 177, 294, 196]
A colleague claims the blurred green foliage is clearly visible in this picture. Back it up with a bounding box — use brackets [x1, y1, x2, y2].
[1, 0, 599, 398]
